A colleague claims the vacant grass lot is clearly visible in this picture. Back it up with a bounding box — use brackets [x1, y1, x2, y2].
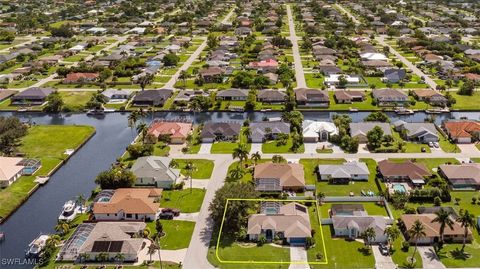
[174, 159, 214, 179]
[59, 91, 94, 111]
[0, 125, 95, 219]
[147, 220, 195, 249]
[160, 188, 206, 213]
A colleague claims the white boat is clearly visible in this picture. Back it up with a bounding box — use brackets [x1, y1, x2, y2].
[349, 107, 359, 112]
[86, 109, 105, 116]
[394, 107, 414, 115]
[58, 200, 77, 221]
[26, 234, 49, 257]
[426, 107, 449, 114]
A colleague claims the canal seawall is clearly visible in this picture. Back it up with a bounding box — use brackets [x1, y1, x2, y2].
[0, 128, 97, 224]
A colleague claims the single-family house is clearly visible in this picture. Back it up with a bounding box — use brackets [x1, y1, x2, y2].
[360, 52, 388, 61]
[324, 74, 361, 87]
[216, 89, 249, 101]
[439, 163, 480, 190]
[101, 89, 131, 102]
[413, 89, 447, 107]
[383, 69, 406, 83]
[295, 88, 329, 107]
[317, 161, 370, 183]
[0, 89, 17, 102]
[147, 120, 192, 144]
[443, 120, 480, 143]
[132, 89, 173, 107]
[199, 67, 225, 83]
[93, 188, 162, 221]
[302, 120, 338, 142]
[377, 160, 432, 186]
[249, 121, 290, 143]
[333, 90, 365, 104]
[247, 202, 311, 245]
[11, 87, 54, 105]
[130, 156, 180, 189]
[257, 90, 286, 104]
[0, 157, 24, 188]
[349, 122, 392, 143]
[254, 163, 305, 192]
[372, 89, 409, 107]
[393, 121, 439, 143]
[63, 72, 99, 84]
[201, 122, 241, 143]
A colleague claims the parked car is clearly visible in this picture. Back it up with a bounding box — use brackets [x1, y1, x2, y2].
[433, 142, 439, 148]
[161, 208, 180, 216]
[379, 244, 389, 256]
[158, 212, 174, 220]
[428, 142, 434, 147]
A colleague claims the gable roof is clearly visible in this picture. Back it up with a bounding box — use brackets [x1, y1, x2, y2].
[254, 163, 305, 188]
[349, 122, 392, 137]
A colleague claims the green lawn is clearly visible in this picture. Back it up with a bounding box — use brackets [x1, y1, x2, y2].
[262, 136, 305, 153]
[0, 125, 95, 219]
[59, 91, 94, 111]
[174, 159, 214, 179]
[211, 127, 251, 154]
[185, 127, 201, 154]
[147, 220, 195, 250]
[391, 232, 423, 268]
[160, 188, 206, 213]
[439, 132, 460, 153]
[300, 158, 345, 185]
[451, 91, 480, 110]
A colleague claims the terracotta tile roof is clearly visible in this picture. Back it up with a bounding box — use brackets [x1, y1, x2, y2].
[444, 121, 480, 139]
[64, 72, 99, 83]
[254, 163, 305, 188]
[401, 214, 470, 238]
[148, 121, 192, 139]
[93, 188, 162, 215]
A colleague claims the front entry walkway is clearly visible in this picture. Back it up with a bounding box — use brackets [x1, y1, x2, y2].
[288, 246, 309, 269]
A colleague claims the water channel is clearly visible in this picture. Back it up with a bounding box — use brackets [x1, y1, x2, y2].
[0, 110, 478, 268]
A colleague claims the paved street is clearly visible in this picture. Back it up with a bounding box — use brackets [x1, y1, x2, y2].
[0, 35, 44, 53]
[286, 5, 307, 89]
[376, 35, 437, 89]
[163, 37, 207, 88]
[335, 4, 360, 26]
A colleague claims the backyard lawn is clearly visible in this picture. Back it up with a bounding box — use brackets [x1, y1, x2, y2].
[0, 125, 95, 219]
[160, 188, 206, 213]
[174, 159, 214, 179]
[59, 91, 94, 111]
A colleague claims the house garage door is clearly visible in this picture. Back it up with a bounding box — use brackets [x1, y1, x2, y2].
[290, 237, 306, 245]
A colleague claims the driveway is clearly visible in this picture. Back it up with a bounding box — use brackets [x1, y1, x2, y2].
[304, 143, 318, 154]
[418, 246, 446, 269]
[175, 212, 199, 222]
[250, 143, 262, 154]
[457, 144, 479, 156]
[372, 246, 396, 269]
[199, 143, 212, 154]
[289, 246, 309, 269]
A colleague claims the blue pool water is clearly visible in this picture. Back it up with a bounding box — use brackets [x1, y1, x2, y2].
[393, 184, 407, 193]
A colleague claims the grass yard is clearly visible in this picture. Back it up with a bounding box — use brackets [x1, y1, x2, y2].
[211, 127, 250, 154]
[451, 92, 480, 110]
[262, 136, 305, 153]
[319, 202, 390, 218]
[391, 233, 423, 268]
[147, 220, 195, 250]
[160, 188, 206, 213]
[185, 127, 201, 154]
[59, 91, 94, 111]
[0, 125, 95, 219]
[300, 158, 345, 185]
[174, 159, 214, 179]
[439, 132, 460, 153]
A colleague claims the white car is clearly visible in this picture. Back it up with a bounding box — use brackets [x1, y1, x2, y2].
[428, 142, 434, 147]
[433, 142, 439, 148]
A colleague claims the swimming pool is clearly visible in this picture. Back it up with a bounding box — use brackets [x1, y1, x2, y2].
[392, 184, 407, 193]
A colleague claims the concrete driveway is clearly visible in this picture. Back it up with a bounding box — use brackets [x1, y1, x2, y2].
[418, 246, 446, 269]
[372, 246, 396, 269]
[199, 143, 212, 154]
[304, 143, 318, 154]
[250, 143, 262, 154]
[289, 246, 309, 269]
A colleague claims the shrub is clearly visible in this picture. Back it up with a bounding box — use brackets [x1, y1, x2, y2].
[434, 196, 442, 206]
[316, 252, 323, 260]
[401, 241, 410, 252]
[257, 235, 267, 246]
[173, 181, 185, 190]
[305, 237, 315, 249]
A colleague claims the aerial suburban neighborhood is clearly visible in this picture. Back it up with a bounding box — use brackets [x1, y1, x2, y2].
[0, 0, 480, 269]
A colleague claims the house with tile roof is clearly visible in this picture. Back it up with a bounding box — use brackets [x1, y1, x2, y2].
[317, 161, 370, 183]
[377, 160, 432, 186]
[439, 163, 480, 190]
[93, 188, 162, 221]
[443, 120, 480, 143]
[63, 72, 99, 84]
[201, 122, 241, 143]
[333, 90, 365, 104]
[349, 122, 392, 143]
[393, 121, 439, 143]
[295, 88, 329, 107]
[147, 120, 192, 144]
[247, 202, 311, 245]
[131, 156, 180, 189]
[249, 121, 290, 143]
[412, 89, 447, 107]
[254, 163, 305, 192]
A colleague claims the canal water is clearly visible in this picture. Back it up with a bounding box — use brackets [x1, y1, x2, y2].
[0, 110, 478, 268]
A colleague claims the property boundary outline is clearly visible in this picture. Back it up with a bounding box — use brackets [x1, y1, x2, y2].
[215, 198, 329, 265]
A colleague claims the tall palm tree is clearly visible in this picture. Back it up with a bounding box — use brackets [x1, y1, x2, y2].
[251, 151, 261, 165]
[46, 234, 61, 248]
[384, 226, 400, 251]
[432, 208, 454, 244]
[228, 165, 245, 182]
[184, 161, 196, 193]
[408, 219, 426, 264]
[55, 221, 70, 236]
[76, 194, 86, 214]
[128, 111, 139, 137]
[136, 108, 148, 123]
[361, 227, 376, 248]
[96, 252, 109, 266]
[136, 122, 148, 143]
[456, 209, 476, 252]
[138, 73, 153, 91]
[79, 253, 90, 265]
[148, 106, 155, 121]
[179, 70, 188, 89]
[232, 143, 249, 164]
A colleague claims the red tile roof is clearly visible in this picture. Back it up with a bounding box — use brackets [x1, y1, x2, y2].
[148, 121, 192, 139]
[444, 121, 480, 139]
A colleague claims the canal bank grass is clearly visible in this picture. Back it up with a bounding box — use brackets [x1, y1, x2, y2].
[174, 159, 214, 179]
[0, 125, 95, 220]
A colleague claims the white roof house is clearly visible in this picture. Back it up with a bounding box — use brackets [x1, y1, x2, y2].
[360, 52, 388, 61]
[317, 161, 370, 181]
[325, 74, 361, 85]
[86, 27, 107, 34]
[125, 27, 146, 34]
[302, 120, 338, 142]
[69, 44, 86, 52]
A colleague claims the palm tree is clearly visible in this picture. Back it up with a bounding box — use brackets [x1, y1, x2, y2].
[361, 227, 376, 248]
[148, 106, 155, 121]
[317, 191, 325, 205]
[114, 253, 125, 265]
[138, 73, 153, 91]
[76, 194, 86, 214]
[128, 111, 138, 137]
[228, 165, 245, 181]
[136, 108, 148, 123]
[46, 234, 61, 248]
[79, 253, 90, 265]
[408, 219, 426, 264]
[384, 226, 400, 251]
[251, 151, 261, 165]
[147, 242, 158, 263]
[184, 161, 196, 193]
[179, 70, 188, 89]
[169, 159, 179, 168]
[136, 122, 148, 143]
[272, 154, 286, 163]
[232, 143, 249, 165]
[242, 127, 251, 140]
[456, 209, 476, 252]
[55, 221, 70, 236]
[96, 252, 109, 267]
[432, 208, 454, 244]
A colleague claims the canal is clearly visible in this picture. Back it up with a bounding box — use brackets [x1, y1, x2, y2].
[0, 110, 478, 268]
